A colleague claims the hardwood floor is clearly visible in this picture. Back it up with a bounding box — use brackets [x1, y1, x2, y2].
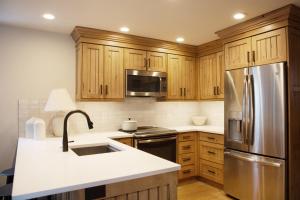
[178, 178, 232, 200]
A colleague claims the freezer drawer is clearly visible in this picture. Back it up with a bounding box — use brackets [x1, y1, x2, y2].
[224, 149, 285, 200]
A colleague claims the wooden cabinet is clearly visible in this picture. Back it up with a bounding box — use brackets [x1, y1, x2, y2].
[124, 49, 147, 70]
[104, 46, 124, 99]
[224, 38, 252, 70]
[81, 43, 104, 99]
[198, 52, 224, 99]
[124, 49, 166, 72]
[147, 51, 167, 72]
[114, 138, 133, 146]
[177, 132, 197, 180]
[225, 28, 287, 70]
[167, 54, 196, 100]
[251, 28, 287, 66]
[198, 132, 224, 184]
[77, 44, 124, 100]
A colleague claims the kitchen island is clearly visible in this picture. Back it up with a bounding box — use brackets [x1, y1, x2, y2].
[12, 132, 180, 200]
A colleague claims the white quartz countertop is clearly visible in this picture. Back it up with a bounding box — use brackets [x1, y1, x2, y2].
[166, 125, 224, 135]
[12, 133, 180, 200]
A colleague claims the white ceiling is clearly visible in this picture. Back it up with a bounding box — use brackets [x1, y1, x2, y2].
[0, 0, 300, 45]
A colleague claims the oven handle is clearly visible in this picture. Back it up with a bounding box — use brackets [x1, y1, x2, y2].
[137, 136, 177, 144]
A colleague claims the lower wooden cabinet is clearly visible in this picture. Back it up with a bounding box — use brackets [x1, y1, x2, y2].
[199, 159, 224, 184]
[114, 138, 133, 146]
[179, 165, 196, 179]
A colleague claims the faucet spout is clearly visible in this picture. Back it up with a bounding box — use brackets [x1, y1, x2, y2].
[63, 109, 94, 152]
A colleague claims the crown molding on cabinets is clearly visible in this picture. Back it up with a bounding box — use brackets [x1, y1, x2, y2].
[215, 4, 300, 43]
[71, 26, 197, 57]
[197, 39, 223, 57]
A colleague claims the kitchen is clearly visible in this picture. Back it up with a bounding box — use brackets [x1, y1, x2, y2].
[1, 0, 300, 200]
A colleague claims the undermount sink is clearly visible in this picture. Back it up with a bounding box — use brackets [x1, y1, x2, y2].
[71, 144, 120, 156]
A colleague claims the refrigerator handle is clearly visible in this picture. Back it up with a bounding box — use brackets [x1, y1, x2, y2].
[242, 73, 248, 144]
[248, 74, 254, 145]
[224, 151, 254, 162]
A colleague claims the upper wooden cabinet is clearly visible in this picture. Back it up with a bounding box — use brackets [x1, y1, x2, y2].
[224, 28, 287, 70]
[124, 49, 147, 70]
[147, 51, 167, 72]
[104, 46, 124, 99]
[224, 38, 251, 70]
[77, 43, 124, 100]
[124, 49, 167, 72]
[167, 54, 196, 100]
[251, 28, 287, 66]
[198, 52, 224, 99]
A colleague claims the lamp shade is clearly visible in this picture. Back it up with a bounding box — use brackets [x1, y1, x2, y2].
[44, 88, 76, 112]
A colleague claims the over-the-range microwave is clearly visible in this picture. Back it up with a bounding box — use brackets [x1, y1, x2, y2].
[125, 69, 167, 97]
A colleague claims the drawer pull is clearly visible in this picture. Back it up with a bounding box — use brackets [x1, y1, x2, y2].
[208, 170, 216, 174]
[207, 137, 215, 140]
[207, 151, 216, 155]
[182, 136, 191, 140]
[182, 145, 191, 150]
[182, 158, 191, 162]
[183, 169, 192, 174]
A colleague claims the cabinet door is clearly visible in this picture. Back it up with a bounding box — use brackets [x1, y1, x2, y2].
[81, 43, 104, 99]
[182, 56, 196, 100]
[251, 28, 287, 66]
[147, 52, 167, 72]
[124, 49, 147, 70]
[216, 52, 224, 99]
[199, 54, 216, 99]
[104, 46, 124, 99]
[224, 38, 251, 70]
[167, 54, 183, 99]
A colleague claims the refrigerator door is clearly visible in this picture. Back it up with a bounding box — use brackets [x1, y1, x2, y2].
[224, 149, 286, 200]
[225, 68, 249, 151]
[249, 62, 286, 158]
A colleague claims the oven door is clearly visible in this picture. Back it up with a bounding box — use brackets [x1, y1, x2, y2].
[126, 69, 167, 97]
[135, 136, 176, 162]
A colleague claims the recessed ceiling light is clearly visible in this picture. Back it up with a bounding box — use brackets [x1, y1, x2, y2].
[42, 13, 55, 20]
[120, 26, 130, 33]
[233, 12, 246, 20]
[176, 37, 185, 43]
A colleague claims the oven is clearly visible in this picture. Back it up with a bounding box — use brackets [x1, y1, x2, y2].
[134, 135, 177, 162]
[125, 69, 167, 97]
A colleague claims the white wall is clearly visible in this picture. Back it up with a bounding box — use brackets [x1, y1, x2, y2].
[0, 24, 224, 184]
[0, 24, 75, 181]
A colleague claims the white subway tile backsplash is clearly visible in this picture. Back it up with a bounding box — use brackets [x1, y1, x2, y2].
[18, 98, 224, 137]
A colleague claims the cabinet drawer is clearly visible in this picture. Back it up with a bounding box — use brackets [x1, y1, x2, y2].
[199, 159, 223, 184]
[178, 132, 196, 142]
[115, 138, 133, 146]
[200, 132, 224, 144]
[199, 141, 224, 164]
[179, 165, 195, 179]
[178, 141, 195, 154]
[178, 153, 195, 166]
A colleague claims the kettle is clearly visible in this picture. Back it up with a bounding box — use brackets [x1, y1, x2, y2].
[121, 118, 137, 131]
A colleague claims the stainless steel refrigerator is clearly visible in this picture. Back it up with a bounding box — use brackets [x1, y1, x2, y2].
[224, 62, 287, 200]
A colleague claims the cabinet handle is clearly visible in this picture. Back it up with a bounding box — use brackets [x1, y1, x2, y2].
[216, 86, 220, 95]
[105, 85, 108, 95]
[180, 88, 183, 96]
[183, 169, 191, 174]
[182, 158, 191, 162]
[252, 51, 256, 64]
[100, 85, 103, 95]
[247, 51, 250, 63]
[184, 88, 186, 97]
[144, 58, 147, 68]
[182, 145, 191, 150]
[207, 151, 216, 155]
[213, 87, 216, 95]
[148, 58, 150, 68]
[208, 170, 216, 174]
[207, 137, 215, 140]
